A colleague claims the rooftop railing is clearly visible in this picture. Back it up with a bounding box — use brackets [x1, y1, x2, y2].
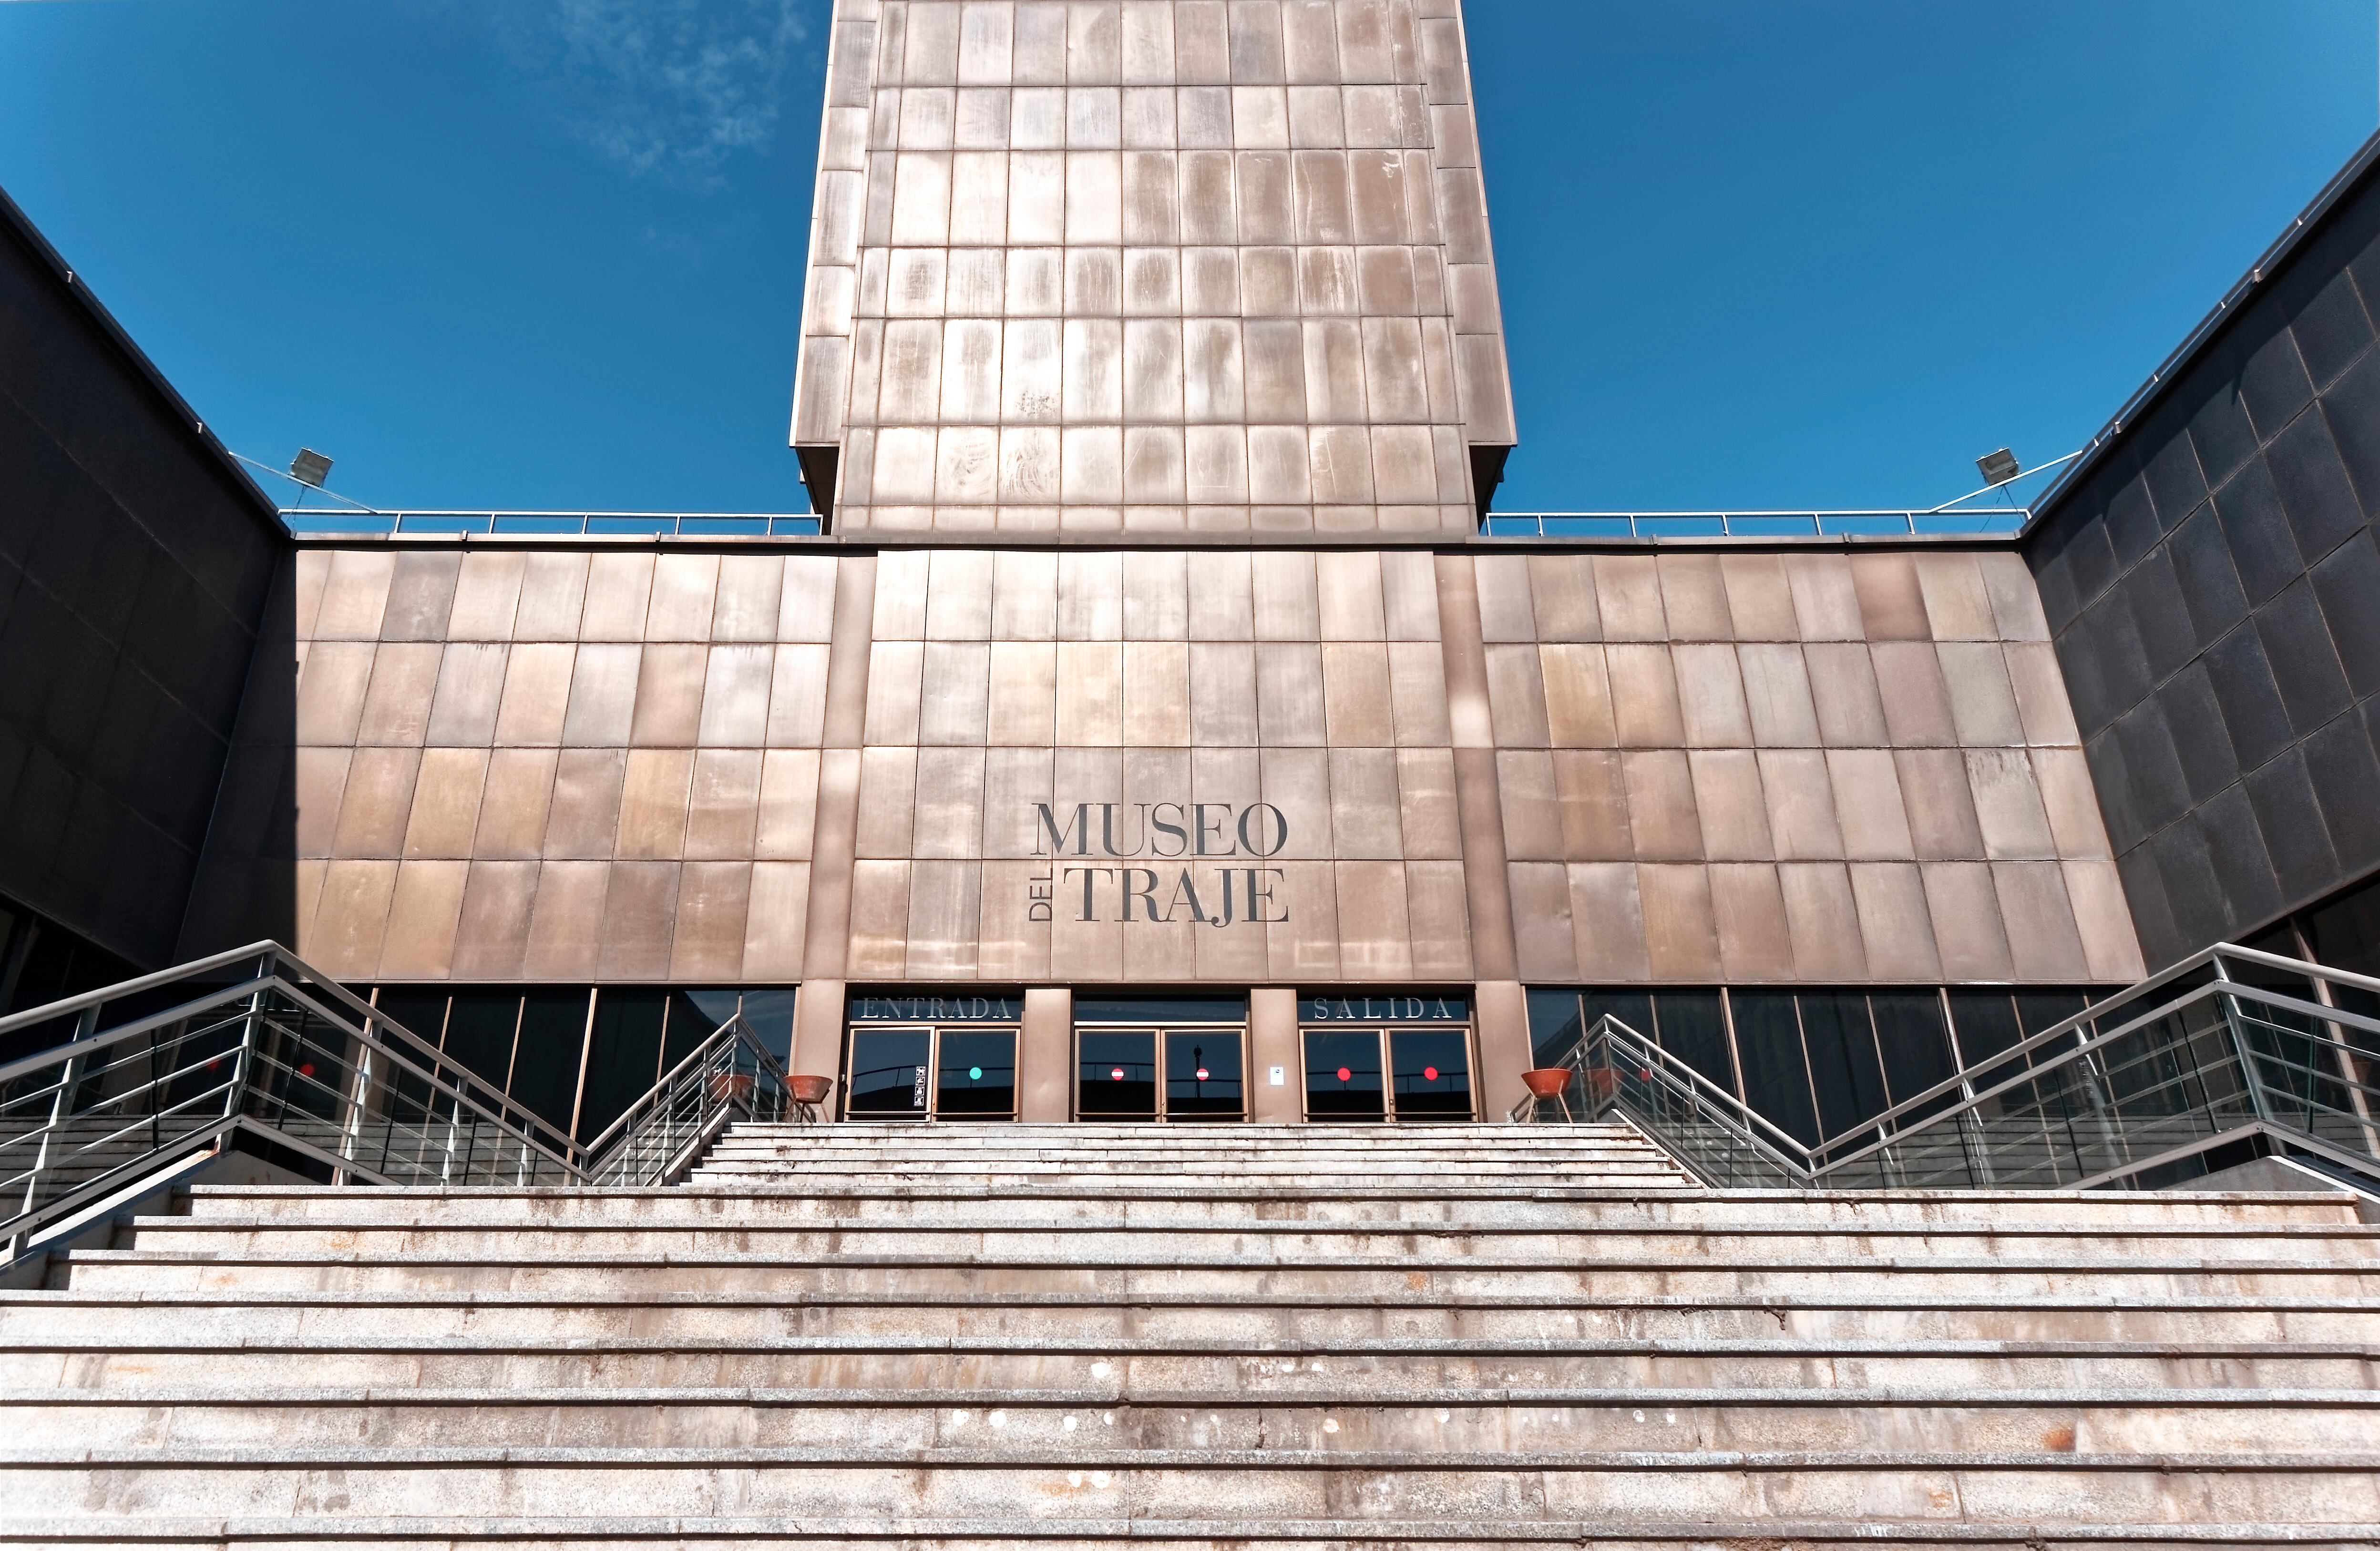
[278, 509, 2025, 542]
[1522, 942, 2380, 1195]
[1483, 510, 2029, 539]
[0, 943, 792, 1264]
[280, 510, 823, 538]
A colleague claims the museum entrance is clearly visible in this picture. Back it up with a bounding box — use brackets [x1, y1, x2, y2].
[1299, 995, 1475, 1122]
[842, 993, 1021, 1122]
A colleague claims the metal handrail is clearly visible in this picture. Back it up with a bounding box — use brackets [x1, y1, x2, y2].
[0, 942, 793, 1262]
[278, 510, 825, 539]
[1523, 945, 2380, 1194]
[1481, 509, 2030, 540]
[580, 1015, 792, 1186]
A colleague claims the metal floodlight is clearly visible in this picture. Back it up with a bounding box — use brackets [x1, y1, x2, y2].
[1976, 448, 2021, 487]
[288, 448, 334, 488]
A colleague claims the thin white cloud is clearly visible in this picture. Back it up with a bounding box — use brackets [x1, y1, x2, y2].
[474, 0, 817, 187]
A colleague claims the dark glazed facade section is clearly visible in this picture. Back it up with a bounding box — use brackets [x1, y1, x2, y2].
[0, 186, 287, 969]
[2026, 145, 2380, 969]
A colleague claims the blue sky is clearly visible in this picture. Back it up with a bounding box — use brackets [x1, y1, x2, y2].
[0, 0, 2372, 515]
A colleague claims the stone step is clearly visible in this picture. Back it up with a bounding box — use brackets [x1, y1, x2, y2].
[723, 1123, 1649, 1138]
[11, 1387, 2378, 1454]
[2, 1448, 2374, 1528]
[174, 1185, 2373, 1228]
[54, 1251, 2380, 1302]
[11, 1342, 2374, 1395]
[10, 1290, 2372, 1346]
[116, 1217, 2380, 1265]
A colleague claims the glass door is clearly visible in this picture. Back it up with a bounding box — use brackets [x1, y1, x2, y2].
[1389, 1027, 1473, 1120]
[1301, 1026, 1477, 1122]
[934, 1028, 1018, 1119]
[1302, 1029, 1386, 1121]
[1165, 1030, 1244, 1120]
[846, 1027, 931, 1118]
[1077, 1029, 1159, 1120]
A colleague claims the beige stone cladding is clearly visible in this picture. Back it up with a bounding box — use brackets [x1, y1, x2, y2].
[212, 539, 2142, 991]
[790, 0, 1516, 536]
[1475, 548, 2145, 986]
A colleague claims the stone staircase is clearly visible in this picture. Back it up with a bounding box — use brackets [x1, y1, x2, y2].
[0, 1120, 2377, 1545]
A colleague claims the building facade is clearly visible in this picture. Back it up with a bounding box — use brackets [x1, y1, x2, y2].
[5, 1, 2378, 1163]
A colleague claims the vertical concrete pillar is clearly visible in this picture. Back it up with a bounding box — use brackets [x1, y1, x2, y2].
[1019, 987, 1072, 1121]
[800, 555, 878, 982]
[1249, 988, 1300, 1122]
[790, 979, 846, 1100]
[1473, 980, 1531, 1122]
[1432, 555, 1519, 986]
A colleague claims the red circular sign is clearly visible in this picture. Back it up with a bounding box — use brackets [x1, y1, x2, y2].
[1196, 1068, 1210, 1081]
[1111, 1067, 1125, 1081]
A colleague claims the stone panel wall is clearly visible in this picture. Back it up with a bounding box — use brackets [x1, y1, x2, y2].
[790, 0, 1516, 535]
[226, 538, 2140, 990]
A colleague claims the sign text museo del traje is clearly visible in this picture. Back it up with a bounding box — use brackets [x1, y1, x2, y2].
[1027, 803, 1289, 926]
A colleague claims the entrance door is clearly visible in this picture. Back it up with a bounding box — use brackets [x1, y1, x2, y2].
[1301, 1027, 1476, 1122]
[844, 1025, 1019, 1120]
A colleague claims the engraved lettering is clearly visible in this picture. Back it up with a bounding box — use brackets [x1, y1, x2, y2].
[1237, 803, 1289, 857]
[1193, 804, 1235, 856]
[1150, 803, 1189, 858]
[1120, 867, 1161, 922]
[1036, 803, 1091, 857]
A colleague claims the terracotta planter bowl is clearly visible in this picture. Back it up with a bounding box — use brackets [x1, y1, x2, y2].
[1520, 1068, 1573, 1099]
[788, 1074, 834, 1106]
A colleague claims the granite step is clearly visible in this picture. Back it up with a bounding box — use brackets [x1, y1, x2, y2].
[9, 1288, 2372, 1346]
[3, 1447, 2375, 1528]
[10, 1341, 2374, 1394]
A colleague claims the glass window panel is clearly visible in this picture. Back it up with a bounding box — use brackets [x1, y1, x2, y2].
[661, 991, 722, 1078]
[1727, 992, 1819, 1147]
[1080, 1031, 1159, 1117]
[2015, 987, 2099, 1060]
[1797, 990, 1890, 1140]
[373, 990, 451, 1050]
[509, 991, 589, 1133]
[575, 990, 667, 1142]
[2303, 882, 2380, 1023]
[1651, 991, 1732, 1092]
[1303, 1029, 1385, 1121]
[936, 1030, 1017, 1118]
[848, 1029, 931, 1116]
[437, 992, 520, 1100]
[1075, 995, 1248, 1023]
[736, 990, 799, 1064]
[1945, 990, 2023, 1070]
[1390, 1029, 1473, 1121]
[1870, 991, 1958, 1112]
[1166, 1030, 1243, 1119]
[1526, 989, 1585, 1066]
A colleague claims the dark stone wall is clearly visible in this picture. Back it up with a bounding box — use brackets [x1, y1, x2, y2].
[2025, 152, 2380, 969]
[0, 191, 287, 969]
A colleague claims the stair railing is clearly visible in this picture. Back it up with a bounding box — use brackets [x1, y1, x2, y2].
[578, 1013, 792, 1187]
[1523, 944, 2380, 1193]
[0, 942, 790, 1261]
[1515, 1014, 1818, 1187]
